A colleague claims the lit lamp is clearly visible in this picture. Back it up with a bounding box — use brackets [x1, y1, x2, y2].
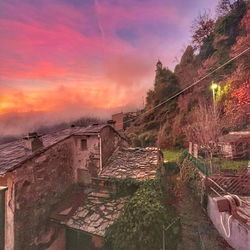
[211, 82, 218, 112]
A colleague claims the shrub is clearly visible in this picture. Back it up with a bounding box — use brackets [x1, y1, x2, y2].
[109, 177, 140, 198]
[143, 120, 160, 131]
[138, 131, 157, 147]
[132, 137, 141, 147]
[104, 177, 181, 250]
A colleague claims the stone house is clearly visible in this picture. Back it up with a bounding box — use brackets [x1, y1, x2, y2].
[0, 124, 161, 250]
[218, 131, 250, 160]
[0, 124, 128, 250]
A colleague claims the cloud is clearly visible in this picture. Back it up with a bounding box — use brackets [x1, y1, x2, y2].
[0, 0, 218, 136]
[0, 84, 145, 136]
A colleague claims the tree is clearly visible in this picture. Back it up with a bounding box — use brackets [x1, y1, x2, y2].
[216, 0, 232, 16]
[153, 64, 180, 105]
[224, 81, 250, 128]
[185, 100, 223, 162]
[214, 0, 247, 45]
[103, 179, 177, 250]
[174, 45, 198, 88]
[191, 11, 215, 50]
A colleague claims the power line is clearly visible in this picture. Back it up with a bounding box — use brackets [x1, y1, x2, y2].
[116, 47, 250, 127]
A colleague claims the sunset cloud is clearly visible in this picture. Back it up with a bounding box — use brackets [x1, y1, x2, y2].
[0, 0, 218, 135]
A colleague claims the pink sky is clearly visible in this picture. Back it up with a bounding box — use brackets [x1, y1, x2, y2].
[0, 0, 218, 135]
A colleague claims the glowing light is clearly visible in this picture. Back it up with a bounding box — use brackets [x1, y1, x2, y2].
[211, 82, 218, 90]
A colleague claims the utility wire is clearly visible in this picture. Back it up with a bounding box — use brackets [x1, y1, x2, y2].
[116, 47, 250, 127]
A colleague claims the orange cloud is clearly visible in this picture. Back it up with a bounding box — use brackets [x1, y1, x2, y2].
[0, 84, 145, 115]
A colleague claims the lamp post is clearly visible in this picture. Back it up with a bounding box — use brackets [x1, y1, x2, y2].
[211, 82, 218, 112]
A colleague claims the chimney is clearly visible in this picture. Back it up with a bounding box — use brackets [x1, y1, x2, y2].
[23, 132, 44, 152]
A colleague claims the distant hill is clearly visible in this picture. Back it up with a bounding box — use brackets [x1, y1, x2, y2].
[0, 114, 102, 144]
[125, 0, 249, 149]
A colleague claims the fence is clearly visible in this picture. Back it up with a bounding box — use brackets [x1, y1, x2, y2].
[179, 151, 209, 176]
[208, 168, 249, 196]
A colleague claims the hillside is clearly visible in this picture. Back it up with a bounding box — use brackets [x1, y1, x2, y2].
[125, 0, 249, 149]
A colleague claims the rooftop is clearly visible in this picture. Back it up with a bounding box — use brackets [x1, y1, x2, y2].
[0, 124, 109, 176]
[99, 147, 159, 180]
[219, 131, 250, 143]
[51, 190, 124, 237]
[66, 192, 124, 237]
[51, 147, 160, 237]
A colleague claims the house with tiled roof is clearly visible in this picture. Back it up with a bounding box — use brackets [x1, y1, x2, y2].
[0, 123, 162, 250]
[218, 131, 250, 159]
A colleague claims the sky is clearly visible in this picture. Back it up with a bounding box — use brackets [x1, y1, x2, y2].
[0, 0, 218, 136]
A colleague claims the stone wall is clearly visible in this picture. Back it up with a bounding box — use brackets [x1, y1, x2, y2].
[2, 127, 126, 249]
[100, 126, 127, 167]
[0, 173, 15, 250]
[12, 137, 75, 250]
[72, 135, 100, 180]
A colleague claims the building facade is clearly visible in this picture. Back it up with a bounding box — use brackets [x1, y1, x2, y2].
[0, 124, 128, 250]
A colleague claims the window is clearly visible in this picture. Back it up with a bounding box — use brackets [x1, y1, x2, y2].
[81, 139, 87, 150]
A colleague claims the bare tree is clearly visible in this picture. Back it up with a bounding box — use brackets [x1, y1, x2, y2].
[185, 100, 223, 162]
[191, 11, 215, 50]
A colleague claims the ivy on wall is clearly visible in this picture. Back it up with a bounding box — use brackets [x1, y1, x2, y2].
[104, 172, 181, 250]
[109, 176, 140, 198]
[177, 151, 208, 209]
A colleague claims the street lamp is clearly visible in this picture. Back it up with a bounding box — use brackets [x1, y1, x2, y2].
[211, 82, 218, 112]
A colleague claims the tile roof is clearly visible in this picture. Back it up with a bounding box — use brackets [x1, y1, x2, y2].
[0, 124, 108, 176]
[99, 147, 159, 180]
[52, 190, 124, 237]
[51, 147, 160, 237]
[218, 132, 250, 143]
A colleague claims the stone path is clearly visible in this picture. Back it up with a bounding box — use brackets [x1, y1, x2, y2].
[175, 186, 233, 250]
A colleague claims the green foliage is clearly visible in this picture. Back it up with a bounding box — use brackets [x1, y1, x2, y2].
[178, 153, 210, 209]
[174, 45, 198, 88]
[109, 176, 140, 198]
[163, 150, 183, 162]
[212, 157, 248, 170]
[177, 151, 208, 176]
[179, 157, 201, 183]
[125, 3, 249, 150]
[138, 131, 157, 147]
[132, 137, 142, 147]
[143, 120, 160, 131]
[126, 133, 142, 147]
[199, 34, 216, 61]
[176, 150, 189, 166]
[145, 89, 155, 107]
[104, 176, 181, 250]
[154, 68, 180, 105]
[202, 193, 208, 209]
[164, 162, 180, 175]
[66, 228, 95, 250]
[162, 150, 183, 175]
[214, 1, 247, 45]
